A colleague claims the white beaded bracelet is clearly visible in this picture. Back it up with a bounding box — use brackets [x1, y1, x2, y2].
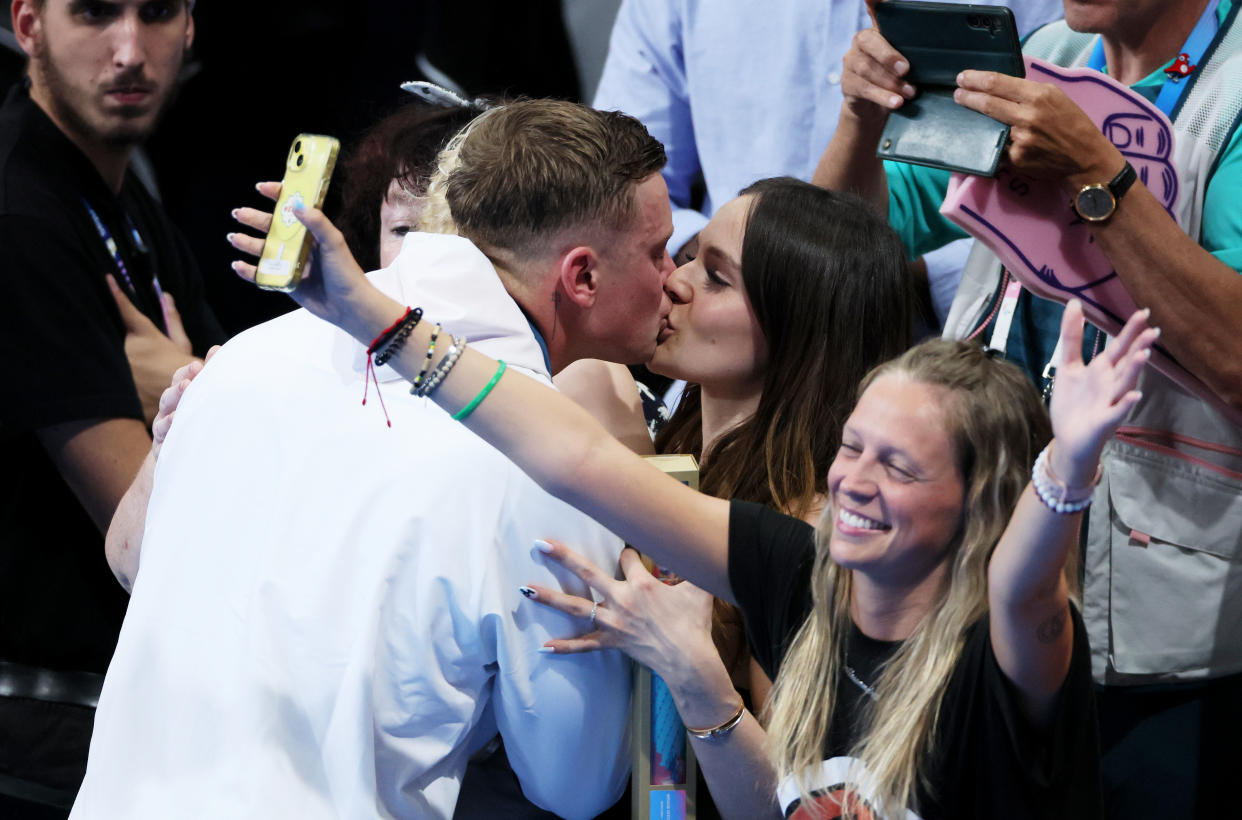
[412, 335, 466, 398]
[1031, 444, 1101, 514]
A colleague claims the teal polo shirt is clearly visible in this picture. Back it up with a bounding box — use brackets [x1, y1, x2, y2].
[884, 0, 1242, 387]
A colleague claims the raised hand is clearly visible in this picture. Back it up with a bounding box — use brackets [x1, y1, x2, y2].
[1047, 300, 1157, 485]
[228, 182, 371, 332]
[841, 16, 916, 121]
[523, 542, 719, 680]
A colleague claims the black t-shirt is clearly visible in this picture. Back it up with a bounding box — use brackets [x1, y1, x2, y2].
[727, 500, 1103, 820]
[0, 85, 224, 674]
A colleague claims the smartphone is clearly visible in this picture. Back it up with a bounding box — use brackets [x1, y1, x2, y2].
[875, 2, 1023, 86]
[874, 2, 1023, 176]
[255, 134, 340, 292]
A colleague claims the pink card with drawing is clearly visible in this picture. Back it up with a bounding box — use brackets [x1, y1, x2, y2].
[940, 57, 1235, 420]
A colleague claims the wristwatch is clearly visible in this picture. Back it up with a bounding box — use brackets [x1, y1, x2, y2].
[1071, 161, 1138, 223]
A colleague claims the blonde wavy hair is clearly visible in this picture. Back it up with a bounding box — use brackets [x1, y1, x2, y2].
[763, 340, 1057, 818]
[416, 106, 501, 235]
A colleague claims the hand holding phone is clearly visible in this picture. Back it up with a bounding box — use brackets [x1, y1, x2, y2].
[873, 1, 1024, 176]
[840, 25, 919, 118]
[255, 134, 340, 292]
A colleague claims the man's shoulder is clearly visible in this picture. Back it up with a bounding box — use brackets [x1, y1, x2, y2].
[1021, 20, 1095, 67]
[0, 123, 86, 221]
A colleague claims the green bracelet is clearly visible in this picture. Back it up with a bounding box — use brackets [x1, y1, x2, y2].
[453, 360, 507, 421]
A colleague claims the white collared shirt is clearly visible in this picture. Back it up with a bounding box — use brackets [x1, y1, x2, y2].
[72, 234, 631, 820]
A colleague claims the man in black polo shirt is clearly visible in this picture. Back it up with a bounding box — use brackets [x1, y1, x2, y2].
[0, 1, 222, 815]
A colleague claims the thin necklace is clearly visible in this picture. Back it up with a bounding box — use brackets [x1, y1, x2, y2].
[844, 665, 878, 702]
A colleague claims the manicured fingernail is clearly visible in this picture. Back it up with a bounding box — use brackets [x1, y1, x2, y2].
[889, 94, 902, 107]
[901, 83, 916, 98]
[894, 60, 909, 75]
[538, 645, 556, 654]
[957, 72, 966, 84]
[954, 88, 965, 102]
[230, 208, 240, 219]
[254, 182, 264, 192]
[519, 586, 536, 599]
[226, 232, 235, 243]
[534, 539, 553, 553]
[1142, 308, 1152, 319]
[1152, 327, 1161, 341]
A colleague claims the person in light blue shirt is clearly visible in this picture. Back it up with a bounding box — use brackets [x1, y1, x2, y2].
[593, 0, 1066, 322]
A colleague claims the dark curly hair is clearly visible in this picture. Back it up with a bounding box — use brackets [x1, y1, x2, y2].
[338, 101, 484, 271]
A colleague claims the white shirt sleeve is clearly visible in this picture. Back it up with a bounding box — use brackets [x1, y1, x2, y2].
[487, 492, 632, 819]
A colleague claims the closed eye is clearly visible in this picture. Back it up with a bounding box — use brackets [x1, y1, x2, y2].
[885, 461, 918, 482]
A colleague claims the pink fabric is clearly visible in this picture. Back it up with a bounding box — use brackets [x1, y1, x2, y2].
[940, 57, 1238, 423]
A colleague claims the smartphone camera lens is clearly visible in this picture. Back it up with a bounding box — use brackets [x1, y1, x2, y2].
[296, 154, 304, 168]
[293, 140, 302, 153]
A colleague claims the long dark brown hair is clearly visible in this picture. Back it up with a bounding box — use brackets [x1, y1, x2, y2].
[655, 177, 915, 519]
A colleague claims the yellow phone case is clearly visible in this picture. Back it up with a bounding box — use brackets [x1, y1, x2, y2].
[255, 134, 340, 292]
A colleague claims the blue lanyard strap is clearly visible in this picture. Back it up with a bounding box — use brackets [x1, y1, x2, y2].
[1086, 0, 1221, 117]
[84, 198, 168, 333]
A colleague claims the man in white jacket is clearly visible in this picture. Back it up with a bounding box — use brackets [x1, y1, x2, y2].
[72, 100, 675, 820]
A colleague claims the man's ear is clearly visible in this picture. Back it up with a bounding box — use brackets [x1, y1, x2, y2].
[12, 0, 43, 59]
[184, 8, 196, 51]
[557, 245, 601, 309]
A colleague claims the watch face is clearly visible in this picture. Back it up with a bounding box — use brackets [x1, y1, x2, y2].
[1075, 186, 1116, 221]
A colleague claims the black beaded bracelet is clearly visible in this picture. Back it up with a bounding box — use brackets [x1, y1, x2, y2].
[369, 307, 423, 366]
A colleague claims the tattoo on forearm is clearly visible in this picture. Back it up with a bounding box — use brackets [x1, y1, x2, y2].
[1036, 609, 1067, 644]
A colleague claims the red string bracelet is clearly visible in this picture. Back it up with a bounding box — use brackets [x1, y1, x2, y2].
[362, 307, 420, 428]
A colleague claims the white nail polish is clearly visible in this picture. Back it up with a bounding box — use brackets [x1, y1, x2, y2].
[538, 646, 556, 654]
[533, 539, 553, 553]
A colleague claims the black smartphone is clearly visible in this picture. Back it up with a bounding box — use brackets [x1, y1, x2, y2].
[874, 2, 1024, 176]
[876, 2, 1023, 84]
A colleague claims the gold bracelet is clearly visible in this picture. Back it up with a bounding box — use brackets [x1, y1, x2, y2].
[685, 698, 746, 741]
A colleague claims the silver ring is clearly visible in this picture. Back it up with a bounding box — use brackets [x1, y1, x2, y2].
[589, 600, 599, 628]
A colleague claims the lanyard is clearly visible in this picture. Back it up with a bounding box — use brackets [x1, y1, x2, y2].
[84, 199, 168, 333]
[986, 276, 1023, 356]
[1086, 0, 1221, 117]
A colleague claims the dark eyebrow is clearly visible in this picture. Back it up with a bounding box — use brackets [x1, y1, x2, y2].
[702, 244, 741, 273]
